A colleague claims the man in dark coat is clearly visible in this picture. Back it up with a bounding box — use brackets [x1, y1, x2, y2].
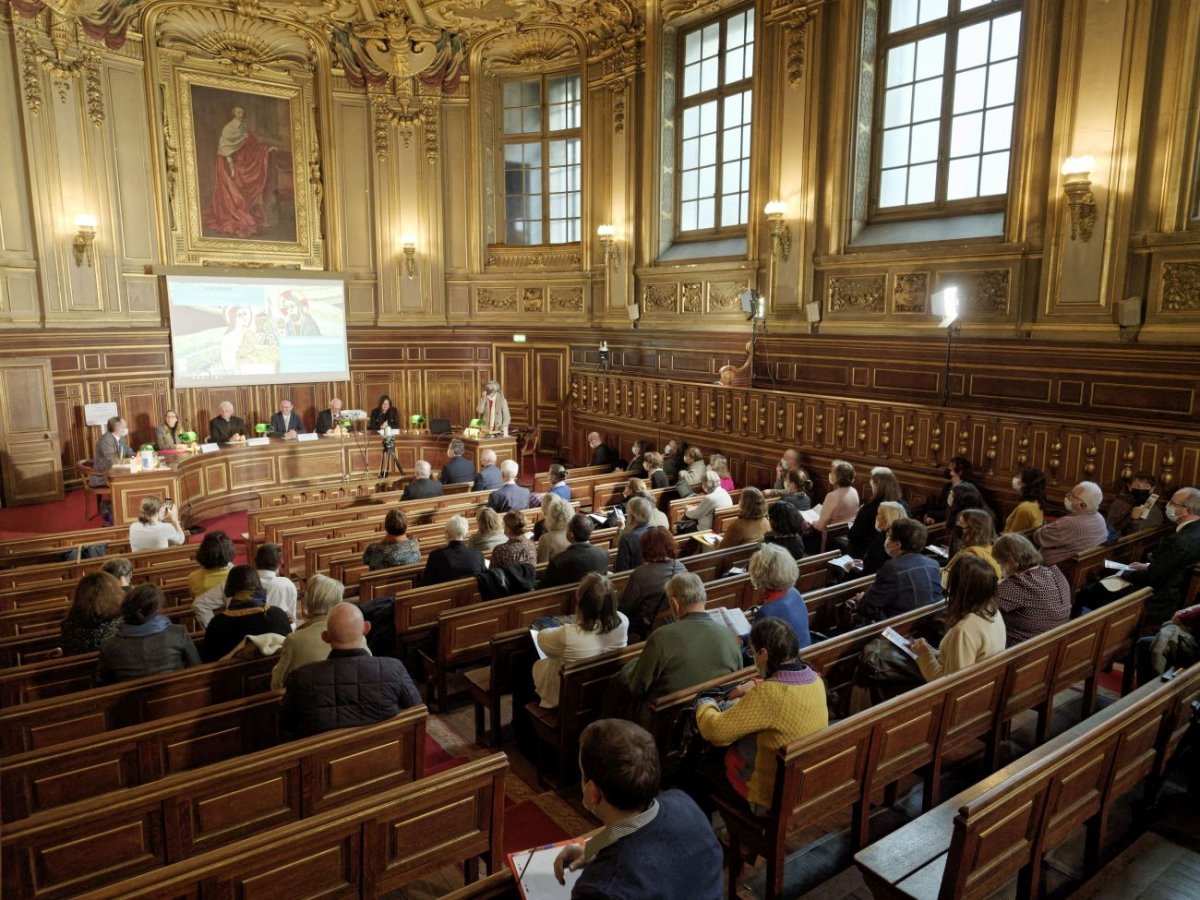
[402, 460, 444, 500]
[269, 399, 305, 436]
[588, 431, 618, 467]
[1124, 487, 1200, 625]
[422, 515, 487, 586]
[487, 460, 531, 512]
[440, 438, 476, 485]
[472, 448, 503, 492]
[281, 602, 420, 737]
[540, 514, 610, 588]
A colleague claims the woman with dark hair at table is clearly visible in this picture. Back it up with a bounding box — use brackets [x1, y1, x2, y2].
[97, 584, 200, 683]
[369, 394, 400, 432]
[155, 410, 187, 450]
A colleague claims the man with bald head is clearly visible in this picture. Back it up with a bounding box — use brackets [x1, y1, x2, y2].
[209, 401, 247, 443]
[280, 601, 420, 736]
[315, 397, 345, 436]
[588, 431, 618, 467]
[1033, 480, 1108, 566]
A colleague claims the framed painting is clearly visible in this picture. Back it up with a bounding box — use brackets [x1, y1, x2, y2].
[170, 69, 324, 268]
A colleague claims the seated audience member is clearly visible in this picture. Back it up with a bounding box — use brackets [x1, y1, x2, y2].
[128, 494, 185, 552]
[255, 542, 298, 623]
[100, 557, 133, 588]
[683, 470, 733, 532]
[492, 511, 537, 569]
[271, 575, 368, 689]
[97, 584, 201, 683]
[925, 455, 974, 525]
[620, 526, 687, 641]
[1033, 480, 1108, 566]
[847, 467, 908, 558]
[538, 494, 573, 562]
[1121, 487, 1200, 625]
[155, 409, 186, 449]
[486, 459, 531, 511]
[914, 555, 1006, 679]
[770, 448, 800, 494]
[187, 530, 235, 599]
[778, 467, 813, 511]
[552, 719, 724, 900]
[709, 454, 735, 492]
[270, 398, 305, 437]
[644, 452, 669, 489]
[812, 459, 861, 538]
[618, 573, 743, 718]
[763, 501, 806, 561]
[402, 460, 444, 500]
[993, 532, 1070, 647]
[943, 508, 1002, 584]
[541, 514, 610, 588]
[1005, 466, 1047, 532]
[439, 438, 476, 485]
[280, 602, 420, 737]
[695, 618, 828, 813]
[546, 463, 572, 501]
[852, 518, 944, 622]
[202, 565, 292, 662]
[208, 401, 247, 443]
[858, 500, 908, 576]
[534, 574, 630, 708]
[367, 394, 399, 432]
[472, 448, 503, 491]
[470, 506, 507, 553]
[60, 571, 124, 655]
[721, 487, 770, 549]
[944, 482, 994, 554]
[748, 544, 811, 648]
[1137, 603, 1200, 685]
[588, 431, 619, 467]
[423, 515, 486, 585]
[314, 397, 345, 435]
[1106, 471, 1165, 538]
[675, 446, 707, 497]
[661, 439, 684, 482]
[626, 490, 669, 534]
[362, 509, 421, 570]
[626, 439, 652, 478]
[616, 496, 654, 571]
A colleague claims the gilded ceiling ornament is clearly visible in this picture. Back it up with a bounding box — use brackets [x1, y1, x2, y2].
[155, 8, 315, 74]
[483, 26, 577, 71]
[14, 9, 105, 124]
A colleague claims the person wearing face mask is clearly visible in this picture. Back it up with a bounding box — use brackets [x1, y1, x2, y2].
[1121, 488, 1200, 626]
[661, 439, 684, 482]
[625, 439, 652, 478]
[849, 517, 944, 623]
[993, 532, 1070, 646]
[808, 460, 861, 550]
[476, 380, 510, 435]
[1032, 481, 1108, 566]
[1105, 471, 1164, 539]
[91, 415, 133, 523]
[1004, 466, 1047, 533]
[924, 455, 974, 525]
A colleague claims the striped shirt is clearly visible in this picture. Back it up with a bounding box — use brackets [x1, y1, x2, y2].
[583, 799, 660, 862]
[1033, 511, 1107, 566]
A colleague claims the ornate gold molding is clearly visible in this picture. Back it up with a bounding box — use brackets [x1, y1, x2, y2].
[893, 273, 928, 314]
[763, 0, 827, 86]
[549, 287, 584, 311]
[370, 78, 440, 162]
[485, 247, 582, 269]
[828, 274, 885, 313]
[1161, 262, 1200, 312]
[476, 287, 518, 311]
[952, 269, 1011, 315]
[14, 10, 104, 125]
[522, 287, 544, 312]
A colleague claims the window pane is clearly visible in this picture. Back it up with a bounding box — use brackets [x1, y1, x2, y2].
[549, 220, 567, 244]
[915, 35, 945, 80]
[696, 199, 715, 230]
[912, 77, 943, 122]
[682, 137, 699, 169]
[880, 168, 908, 207]
[698, 165, 716, 197]
[978, 150, 1009, 195]
[723, 160, 743, 191]
[982, 105, 1012, 152]
[702, 23, 720, 57]
[684, 63, 702, 98]
[727, 47, 744, 85]
[681, 169, 698, 200]
[503, 110, 522, 134]
[681, 200, 698, 231]
[699, 100, 718, 135]
[890, 0, 918, 33]
[910, 120, 940, 163]
[683, 105, 700, 137]
[957, 22, 990, 70]
[549, 194, 566, 219]
[907, 162, 936, 204]
[699, 133, 717, 167]
[684, 29, 702, 65]
[986, 59, 1017, 107]
[885, 85, 913, 127]
[954, 65, 986, 113]
[887, 43, 916, 87]
[946, 155, 979, 199]
[721, 194, 740, 225]
[960, 0, 993, 9]
[522, 109, 540, 133]
[918, 0, 948, 24]
[701, 58, 719, 92]
[950, 111, 982, 157]
[502, 82, 522, 107]
[990, 12, 1021, 61]
[882, 127, 910, 168]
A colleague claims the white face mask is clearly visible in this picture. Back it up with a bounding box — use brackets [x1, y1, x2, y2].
[1065, 496, 1078, 513]
[1012, 476, 1022, 492]
[1166, 502, 1178, 523]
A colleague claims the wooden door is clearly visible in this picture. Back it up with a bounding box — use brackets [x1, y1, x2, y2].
[0, 358, 64, 506]
[494, 344, 568, 451]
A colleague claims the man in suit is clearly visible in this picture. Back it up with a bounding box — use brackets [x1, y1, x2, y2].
[615, 496, 653, 572]
[852, 518, 944, 623]
[402, 460, 444, 500]
[269, 398, 305, 437]
[541, 514, 610, 587]
[661, 439, 683, 482]
[588, 431, 618, 467]
[1124, 487, 1200, 625]
[209, 401, 247, 443]
[486, 460, 531, 512]
[91, 415, 132, 522]
[472, 448, 503, 492]
[439, 438, 476, 485]
[422, 515, 487, 586]
[314, 397, 345, 435]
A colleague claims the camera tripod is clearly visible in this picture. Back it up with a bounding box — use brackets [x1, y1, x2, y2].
[378, 438, 405, 479]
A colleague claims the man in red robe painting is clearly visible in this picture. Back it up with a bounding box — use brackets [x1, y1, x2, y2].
[203, 107, 276, 238]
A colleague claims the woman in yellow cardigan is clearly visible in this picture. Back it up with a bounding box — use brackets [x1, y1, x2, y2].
[942, 508, 1003, 588]
[694, 618, 828, 814]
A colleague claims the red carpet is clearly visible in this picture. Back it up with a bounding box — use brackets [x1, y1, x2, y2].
[502, 797, 571, 857]
[0, 488, 93, 539]
[425, 733, 466, 776]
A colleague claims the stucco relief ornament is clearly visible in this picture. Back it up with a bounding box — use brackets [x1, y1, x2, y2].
[13, 1, 106, 124]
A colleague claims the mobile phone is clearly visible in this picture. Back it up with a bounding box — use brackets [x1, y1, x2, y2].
[1142, 493, 1159, 511]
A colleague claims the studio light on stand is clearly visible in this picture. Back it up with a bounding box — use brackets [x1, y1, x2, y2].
[931, 286, 960, 406]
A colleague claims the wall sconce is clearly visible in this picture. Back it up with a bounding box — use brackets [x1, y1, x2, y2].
[1060, 156, 1096, 242]
[73, 215, 97, 267]
[764, 201, 791, 261]
[596, 224, 621, 269]
[400, 234, 416, 279]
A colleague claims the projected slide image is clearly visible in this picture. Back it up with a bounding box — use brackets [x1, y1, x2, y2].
[166, 275, 349, 388]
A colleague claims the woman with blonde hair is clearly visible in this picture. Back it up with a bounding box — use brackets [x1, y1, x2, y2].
[721, 487, 770, 548]
[60, 571, 125, 654]
[469, 506, 506, 553]
[860, 500, 908, 576]
[749, 543, 811, 648]
[943, 507, 1002, 586]
[537, 493, 573, 562]
[914, 555, 1006, 679]
[709, 454, 735, 492]
[643, 451, 669, 489]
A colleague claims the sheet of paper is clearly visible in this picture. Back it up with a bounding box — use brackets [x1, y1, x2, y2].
[530, 628, 547, 661]
[882, 626, 917, 660]
[720, 606, 752, 638]
[297, 432, 319, 442]
[926, 544, 949, 558]
[1103, 559, 1132, 573]
[800, 509, 820, 525]
[1100, 575, 1131, 592]
[588, 512, 609, 524]
[829, 554, 856, 571]
[508, 841, 585, 899]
